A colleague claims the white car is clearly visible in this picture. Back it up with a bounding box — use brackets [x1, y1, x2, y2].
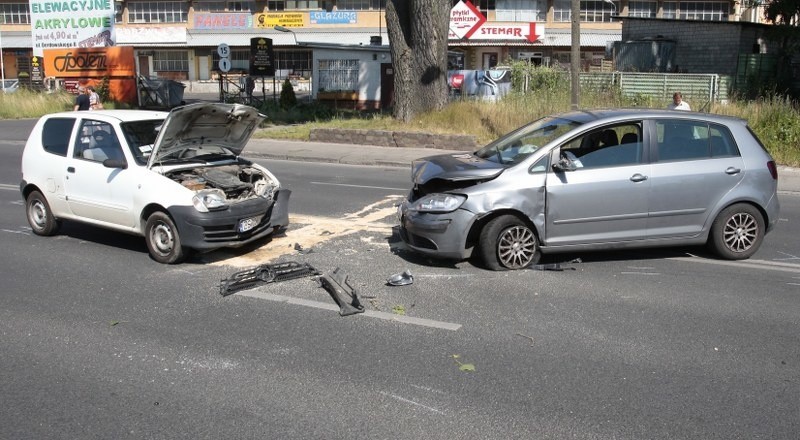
[20, 103, 290, 263]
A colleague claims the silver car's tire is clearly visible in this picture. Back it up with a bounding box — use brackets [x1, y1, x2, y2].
[709, 204, 764, 260]
[479, 215, 540, 271]
[145, 211, 187, 264]
[26, 190, 60, 236]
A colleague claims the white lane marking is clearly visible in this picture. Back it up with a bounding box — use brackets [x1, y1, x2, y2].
[310, 181, 406, 191]
[774, 251, 800, 261]
[787, 283, 800, 286]
[668, 256, 800, 274]
[626, 266, 655, 270]
[2, 229, 30, 235]
[620, 272, 660, 275]
[235, 291, 462, 331]
[379, 391, 444, 414]
[0, 184, 18, 191]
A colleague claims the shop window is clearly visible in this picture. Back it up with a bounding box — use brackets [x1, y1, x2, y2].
[318, 59, 358, 91]
[128, 1, 188, 23]
[153, 51, 189, 72]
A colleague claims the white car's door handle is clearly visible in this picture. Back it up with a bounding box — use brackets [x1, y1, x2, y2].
[630, 173, 648, 182]
[67, 167, 75, 173]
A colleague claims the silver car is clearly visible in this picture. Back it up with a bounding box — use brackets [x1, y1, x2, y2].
[398, 109, 780, 270]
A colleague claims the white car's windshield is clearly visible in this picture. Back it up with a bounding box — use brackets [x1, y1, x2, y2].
[475, 116, 583, 165]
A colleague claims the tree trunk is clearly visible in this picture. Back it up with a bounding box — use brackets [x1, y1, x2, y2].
[385, 0, 450, 122]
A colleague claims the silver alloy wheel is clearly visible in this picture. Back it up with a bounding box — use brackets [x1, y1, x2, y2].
[723, 211, 758, 253]
[497, 225, 537, 269]
[29, 199, 47, 229]
[150, 221, 175, 255]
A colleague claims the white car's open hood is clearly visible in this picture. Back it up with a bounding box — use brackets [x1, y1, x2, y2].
[147, 102, 265, 169]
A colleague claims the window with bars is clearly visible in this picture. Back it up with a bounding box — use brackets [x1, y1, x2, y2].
[1, 2, 30, 24]
[194, 1, 255, 12]
[452, 0, 495, 17]
[212, 49, 252, 71]
[153, 51, 189, 71]
[286, 1, 320, 9]
[128, 1, 188, 23]
[495, 0, 544, 21]
[628, 0, 657, 18]
[318, 59, 358, 91]
[553, 0, 618, 22]
[680, 1, 729, 20]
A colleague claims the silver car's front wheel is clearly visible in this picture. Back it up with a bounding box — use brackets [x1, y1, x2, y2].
[709, 204, 764, 260]
[478, 215, 540, 271]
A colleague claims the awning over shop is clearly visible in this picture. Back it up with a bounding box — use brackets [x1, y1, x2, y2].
[116, 27, 187, 46]
[0, 32, 34, 49]
[449, 30, 621, 48]
[187, 30, 388, 47]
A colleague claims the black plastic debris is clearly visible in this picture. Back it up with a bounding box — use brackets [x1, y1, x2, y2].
[386, 270, 414, 286]
[528, 257, 582, 271]
[316, 267, 365, 316]
[220, 261, 320, 296]
[294, 243, 313, 254]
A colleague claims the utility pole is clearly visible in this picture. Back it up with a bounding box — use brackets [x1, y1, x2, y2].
[570, 0, 581, 110]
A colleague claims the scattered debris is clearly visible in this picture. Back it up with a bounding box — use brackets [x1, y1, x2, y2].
[530, 258, 582, 271]
[316, 267, 365, 316]
[451, 354, 476, 372]
[392, 305, 406, 315]
[386, 270, 414, 286]
[293, 243, 314, 254]
[219, 261, 320, 296]
[516, 333, 535, 346]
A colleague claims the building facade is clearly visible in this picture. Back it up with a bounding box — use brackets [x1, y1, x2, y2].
[0, 0, 768, 88]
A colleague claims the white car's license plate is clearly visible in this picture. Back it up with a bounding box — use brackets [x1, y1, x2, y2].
[238, 216, 259, 233]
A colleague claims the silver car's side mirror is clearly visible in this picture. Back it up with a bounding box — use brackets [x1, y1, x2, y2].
[552, 157, 577, 172]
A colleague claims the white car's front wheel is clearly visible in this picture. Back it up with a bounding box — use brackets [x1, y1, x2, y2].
[145, 211, 187, 264]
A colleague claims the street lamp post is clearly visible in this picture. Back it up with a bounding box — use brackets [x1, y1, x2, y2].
[273, 25, 298, 102]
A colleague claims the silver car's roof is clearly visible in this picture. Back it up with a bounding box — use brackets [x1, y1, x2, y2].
[555, 108, 747, 126]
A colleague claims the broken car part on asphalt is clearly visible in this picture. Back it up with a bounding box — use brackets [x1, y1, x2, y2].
[220, 261, 320, 296]
[386, 270, 414, 286]
[316, 267, 365, 316]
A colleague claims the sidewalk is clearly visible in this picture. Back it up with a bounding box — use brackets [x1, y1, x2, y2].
[247, 138, 800, 195]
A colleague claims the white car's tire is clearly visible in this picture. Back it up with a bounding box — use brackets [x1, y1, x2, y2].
[145, 211, 187, 264]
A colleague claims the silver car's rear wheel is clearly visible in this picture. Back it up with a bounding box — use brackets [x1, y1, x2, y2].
[709, 204, 764, 260]
[478, 215, 540, 271]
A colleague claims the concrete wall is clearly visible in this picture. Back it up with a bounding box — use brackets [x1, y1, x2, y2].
[621, 18, 774, 76]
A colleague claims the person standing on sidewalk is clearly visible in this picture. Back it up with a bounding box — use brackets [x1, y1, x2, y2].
[73, 86, 90, 111]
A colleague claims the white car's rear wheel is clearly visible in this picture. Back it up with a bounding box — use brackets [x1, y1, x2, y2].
[26, 190, 60, 236]
[145, 212, 187, 264]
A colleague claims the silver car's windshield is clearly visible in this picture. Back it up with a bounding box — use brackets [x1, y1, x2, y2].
[475, 116, 583, 165]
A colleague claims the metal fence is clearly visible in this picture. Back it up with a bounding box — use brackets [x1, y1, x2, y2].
[579, 72, 731, 111]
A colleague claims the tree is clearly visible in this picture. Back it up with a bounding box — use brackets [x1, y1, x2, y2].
[385, 0, 451, 122]
[762, 0, 800, 96]
[279, 78, 297, 110]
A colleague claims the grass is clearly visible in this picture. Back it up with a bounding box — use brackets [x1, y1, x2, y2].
[3, 87, 798, 166]
[255, 88, 800, 167]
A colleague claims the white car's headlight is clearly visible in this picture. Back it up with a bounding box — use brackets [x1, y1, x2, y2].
[192, 189, 227, 212]
[409, 194, 466, 213]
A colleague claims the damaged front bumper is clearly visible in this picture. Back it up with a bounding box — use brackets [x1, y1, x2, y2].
[397, 199, 476, 260]
[168, 189, 291, 251]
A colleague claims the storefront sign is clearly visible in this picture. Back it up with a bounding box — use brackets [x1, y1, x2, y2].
[249, 37, 274, 77]
[309, 11, 357, 25]
[29, 0, 116, 57]
[255, 13, 305, 28]
[42, 46, 136, 78]
[194, 13, 252, 30]
[449, 0, 485, 40]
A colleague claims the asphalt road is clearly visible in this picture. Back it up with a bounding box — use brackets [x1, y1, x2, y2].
[1, 119, 799, 439]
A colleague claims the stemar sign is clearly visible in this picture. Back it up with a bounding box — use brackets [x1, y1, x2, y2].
[29, 0, 116, 57]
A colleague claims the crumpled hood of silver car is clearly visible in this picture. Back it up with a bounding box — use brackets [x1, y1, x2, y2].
[411, 153, 505, 185]
[148, 102, 265, 168]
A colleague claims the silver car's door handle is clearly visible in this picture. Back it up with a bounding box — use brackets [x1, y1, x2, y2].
[725, 167, 742, 175]
[630, 173, 648, 182]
